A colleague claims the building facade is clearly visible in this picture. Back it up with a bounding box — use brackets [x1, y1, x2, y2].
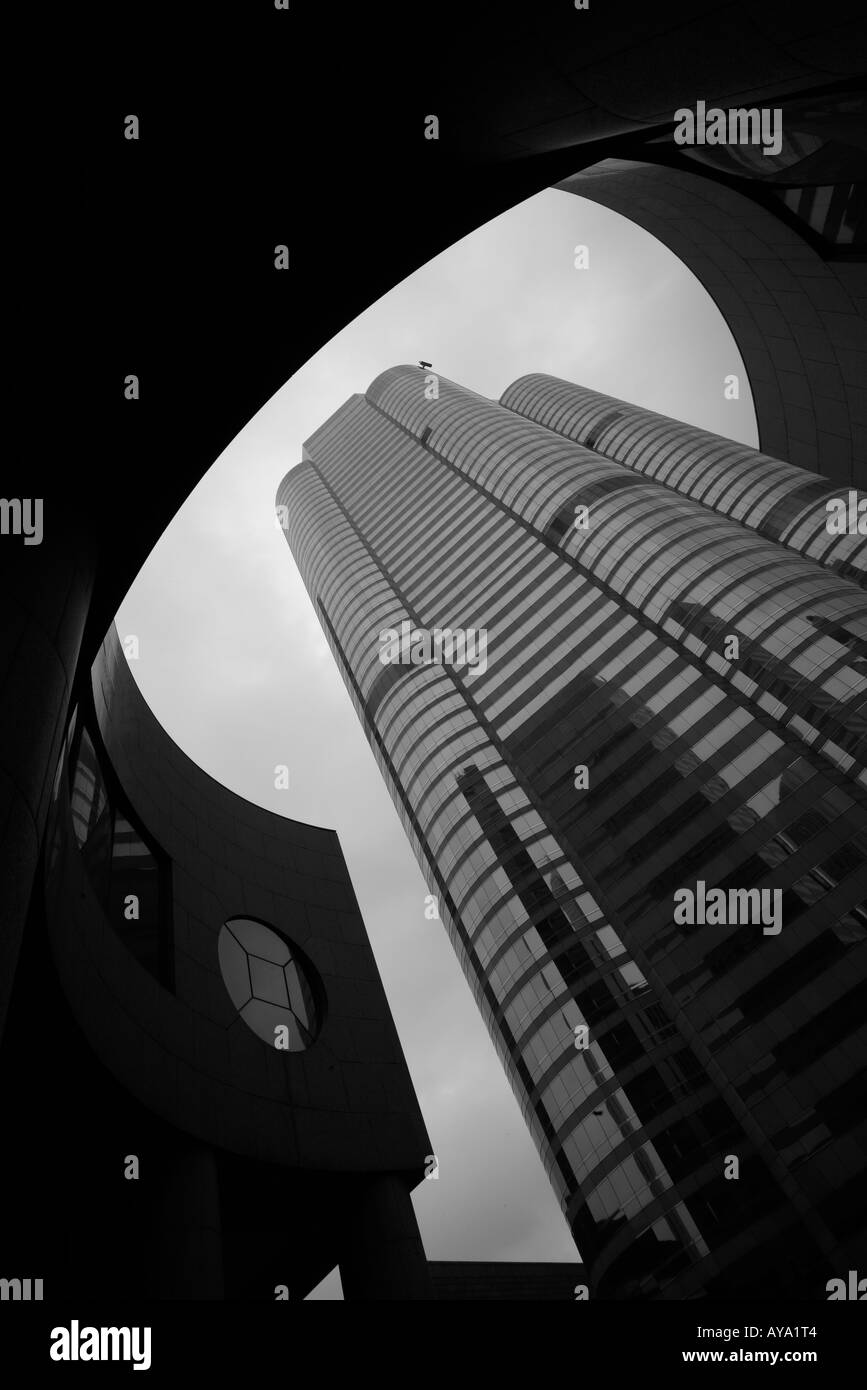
[558, 157, 866, 490]
[0, 623, 433, 1301]
[278, 365, 867, 1299]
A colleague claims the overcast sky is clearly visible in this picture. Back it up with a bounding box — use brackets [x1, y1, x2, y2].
[115, 177, 757, 1298]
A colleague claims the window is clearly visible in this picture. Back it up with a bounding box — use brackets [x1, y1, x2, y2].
[218, 917, 324, 1050]
[68, 718, 173, 989]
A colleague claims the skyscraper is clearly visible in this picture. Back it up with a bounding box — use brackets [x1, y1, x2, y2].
[277, 365, 867, 1299]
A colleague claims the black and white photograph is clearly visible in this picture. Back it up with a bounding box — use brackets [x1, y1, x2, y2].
[2, 0, 866, 1373]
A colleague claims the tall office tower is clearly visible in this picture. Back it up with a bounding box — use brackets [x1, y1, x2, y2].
[277, 365, 867, 1300]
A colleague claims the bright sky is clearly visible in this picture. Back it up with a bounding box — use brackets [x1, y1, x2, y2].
[115, 180, 757, 1298]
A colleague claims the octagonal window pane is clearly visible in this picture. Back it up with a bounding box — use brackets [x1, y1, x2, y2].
[249, 954, 289, 1007]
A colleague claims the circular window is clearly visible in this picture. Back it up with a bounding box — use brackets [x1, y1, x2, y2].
[218, 917, 323, 1050]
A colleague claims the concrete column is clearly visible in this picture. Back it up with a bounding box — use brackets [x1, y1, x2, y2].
[339, 1174, 433, 1300]
[146, 1143, 225, 1299]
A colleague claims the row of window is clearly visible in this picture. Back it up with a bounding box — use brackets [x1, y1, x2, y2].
[501, 373, 863, 581]
[282, 367, 867, 1295]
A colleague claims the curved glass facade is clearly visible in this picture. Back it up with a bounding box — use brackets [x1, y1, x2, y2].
[278, 365, 867, 1299]
[501, 374, 866, 587]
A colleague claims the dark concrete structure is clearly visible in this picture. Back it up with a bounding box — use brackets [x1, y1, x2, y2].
[0, 624, 432, 1300]
[560, 159, 866, 487]
[434, 5, 867, 160]
[429, 1262, 581, 1300]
